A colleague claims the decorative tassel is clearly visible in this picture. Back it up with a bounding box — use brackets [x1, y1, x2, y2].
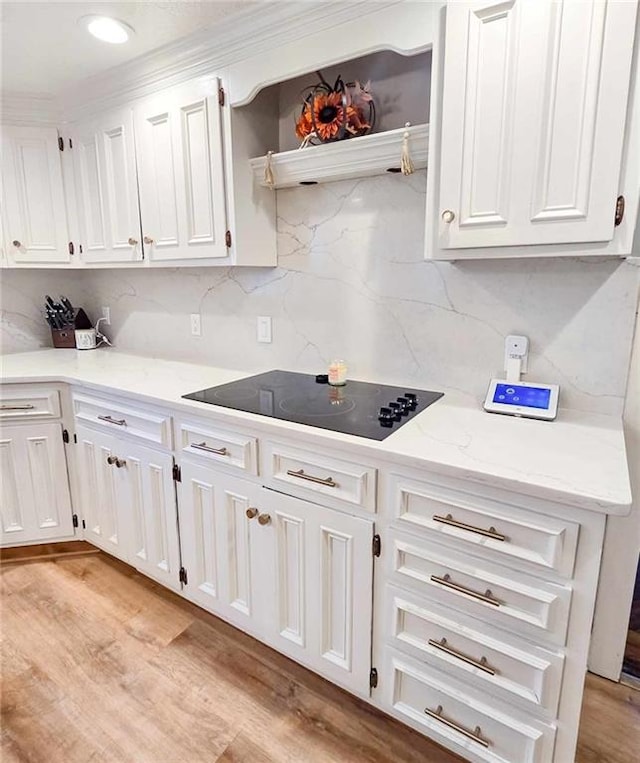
[264, 150, 275, 189]
[401, 122, 414, 176]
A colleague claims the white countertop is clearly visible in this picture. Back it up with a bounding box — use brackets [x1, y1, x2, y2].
[0, 349, 632, 515]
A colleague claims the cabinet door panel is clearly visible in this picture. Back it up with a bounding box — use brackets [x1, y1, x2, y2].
[0, 422, 74, 546]
[118, 441, 180, 590]
[1, 126, 69, 263]
[179, 461, 221, 608]
[75, 425, 125, 559]
[135, 79, 228, 262]
[264, 488, 374, 695]
[72, 109, 142, 262]
[178, 463, 266, 628]
[439, 0, 638, 249]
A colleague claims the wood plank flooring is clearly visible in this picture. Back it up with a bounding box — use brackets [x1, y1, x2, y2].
[1, 551, 638, 763]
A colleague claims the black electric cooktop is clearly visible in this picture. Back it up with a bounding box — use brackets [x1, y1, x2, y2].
[183, 370, 443, 441]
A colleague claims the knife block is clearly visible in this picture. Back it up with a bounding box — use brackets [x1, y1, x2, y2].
[51, 308, 92, 349]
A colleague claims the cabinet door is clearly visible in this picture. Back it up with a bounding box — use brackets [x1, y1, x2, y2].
[178, 462, 268, 631]
[438, 0, 638, 249]
[135, 78, 228, 262]
[116, 440, 181, 590]
[0, 126, 70, 263]
[0, 422, 74, 546]
[71, 108, 143, 263]
[262, 488, 374, 695]
[75, 424, 126, 560]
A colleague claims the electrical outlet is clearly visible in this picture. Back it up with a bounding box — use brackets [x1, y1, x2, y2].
[504, 334, 529, 373]
[190, 313, 202, 337]
[101, 306, 111, 325]
[257, 316, 272, 343]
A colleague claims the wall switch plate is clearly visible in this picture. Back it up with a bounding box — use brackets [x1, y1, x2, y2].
[190, 313, 202, 337]
[257, 316, 272, 343]
[101, 306, 111, 325]
[504, 334, 529, 373]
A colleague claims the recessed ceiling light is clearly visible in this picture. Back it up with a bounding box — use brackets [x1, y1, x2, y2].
[81, 15, 134, 44]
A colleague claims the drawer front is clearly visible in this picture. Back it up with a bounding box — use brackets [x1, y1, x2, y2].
[384, 649, 556, 763]
[385, 586, 564, 715]
[0, 386, 61, 420]
[262, 441, 376, 512]
[390, 474, 579, 578]
[73, 393, 172, 449]
[390, 532, 572, 646]
[179, 420, 257, 474]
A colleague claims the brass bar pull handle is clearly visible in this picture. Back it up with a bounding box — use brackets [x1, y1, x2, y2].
[1, 404, 35, 410]
[424, 705, 490, 748]
[98, 415, 126, 426]
[428, 637, 496, 676]
[433, 513, 506, 542]
[286, 468, 337, 488]
[430, 574, 500, 607]
[192, 442, 228, 456]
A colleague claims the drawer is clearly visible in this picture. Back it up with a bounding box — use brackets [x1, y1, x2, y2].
[390, 531, 572, 646]
[384, 649, 556, 763]
[73, 392, 172, 449]
[0, 385, 61, 419]
[385, 586, 564, 715]
[390, 474, 579, 578]
[179, 420, 257, 474]
[262, 441, 376, 512]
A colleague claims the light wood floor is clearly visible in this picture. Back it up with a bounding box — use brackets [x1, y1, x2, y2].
[1, 550, 639, 763]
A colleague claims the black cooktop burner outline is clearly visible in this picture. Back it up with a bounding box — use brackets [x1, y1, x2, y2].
[183, 370, 443, 441]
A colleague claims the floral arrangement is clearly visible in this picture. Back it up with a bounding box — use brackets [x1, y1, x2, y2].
[295, 72, 375, 147]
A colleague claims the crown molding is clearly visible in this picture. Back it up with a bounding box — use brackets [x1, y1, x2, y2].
[0, 92, 62, 126]
[60, 0, 398, 121]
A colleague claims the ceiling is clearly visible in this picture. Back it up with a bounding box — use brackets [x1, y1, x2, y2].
[0, 1, 257, 96]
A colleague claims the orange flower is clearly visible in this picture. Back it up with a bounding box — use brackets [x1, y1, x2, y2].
[312, 91, 344, 140]
[295, 104, 313, 140]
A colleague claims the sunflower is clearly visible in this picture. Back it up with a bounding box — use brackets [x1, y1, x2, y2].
[295, 104, 313, 140]
[312, 91, 345, 141]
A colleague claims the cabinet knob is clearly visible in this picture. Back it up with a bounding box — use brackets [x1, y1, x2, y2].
[258, 513, 271, 526]
[246, 507, 259, 519]
[12, 240, 21, 248]
[143, 236, 154, 245]
[441, 210, 455, 224]
[115, 458, 127, 468]
[128, 237, 138, 246]
[106, 455, 117, 465]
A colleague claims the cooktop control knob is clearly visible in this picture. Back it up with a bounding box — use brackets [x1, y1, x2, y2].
[404, 392, 418, 409]
[396, 397, 411, 415]
[388, 402, 403, 420]
[378, 407, 394, 426]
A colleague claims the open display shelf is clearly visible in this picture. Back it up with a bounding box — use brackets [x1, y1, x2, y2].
[250, 123, 429, 189]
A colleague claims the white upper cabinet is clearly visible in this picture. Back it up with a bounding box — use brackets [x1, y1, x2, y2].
[0, 126, 70, 263]
[71, 107, 143, 263]
[134, 79, 228, 262]
[437, 0, 638, 251]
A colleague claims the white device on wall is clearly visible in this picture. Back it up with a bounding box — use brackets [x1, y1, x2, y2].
[484, 334, 560, 420]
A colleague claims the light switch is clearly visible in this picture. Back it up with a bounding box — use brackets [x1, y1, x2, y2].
[190, 313, 202, 337]
[257, 316, 272, 343]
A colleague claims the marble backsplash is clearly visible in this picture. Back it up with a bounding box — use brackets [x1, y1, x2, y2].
[2, 171, 638, 416]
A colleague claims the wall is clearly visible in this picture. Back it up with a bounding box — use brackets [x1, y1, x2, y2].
[3, 172, 635, 416]
[0, 269, 87, 354]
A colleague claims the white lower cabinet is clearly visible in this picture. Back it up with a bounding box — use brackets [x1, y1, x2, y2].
[75, 424, 180, 589]
[383, 649, 556, 763]
[178, 460, 374, 695]
[0, 422, 74, 546]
